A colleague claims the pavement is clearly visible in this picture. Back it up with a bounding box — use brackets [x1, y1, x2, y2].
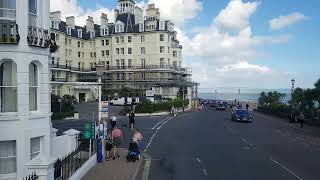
[137, 105, 320, 180]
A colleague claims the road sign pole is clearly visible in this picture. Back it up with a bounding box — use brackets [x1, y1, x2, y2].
[89, 139, 92, 158]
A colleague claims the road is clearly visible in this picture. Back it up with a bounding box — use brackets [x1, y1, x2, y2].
[140, 106, 320, 180]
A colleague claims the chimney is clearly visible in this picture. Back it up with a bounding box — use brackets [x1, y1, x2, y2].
[114, 9, 119, 22]
[66, 16, 75, 29]
[50, 11, 61, 21]
[86, 16, 94, 30]
[100, 13, 109, 25]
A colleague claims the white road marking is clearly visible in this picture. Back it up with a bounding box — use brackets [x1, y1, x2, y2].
[203, 169, 208, 176]
[270, 158, 303, 180]
[196, 157, 201, 163]
[152, 117, 169, 130]
[241, 138, 254, 147]
[144, 117, 174, 153]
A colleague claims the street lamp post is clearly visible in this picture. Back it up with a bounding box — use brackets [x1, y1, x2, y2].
[96, 60, 104, 162]
[291, 78, 296, 122]
[96, 60, 103, 123]
[182, 86, 185, 112]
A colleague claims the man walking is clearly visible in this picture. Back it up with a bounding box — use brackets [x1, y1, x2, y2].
[111, 126, 122, 160]
[129, 110, 135, 130]
[246, 104, 249, 111]
[298, 112, 305, 128]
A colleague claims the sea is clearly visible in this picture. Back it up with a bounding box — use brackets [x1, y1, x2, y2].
[198, 92, 291, 103]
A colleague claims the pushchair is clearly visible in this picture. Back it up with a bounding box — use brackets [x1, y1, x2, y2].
[127, 141, 140, 162]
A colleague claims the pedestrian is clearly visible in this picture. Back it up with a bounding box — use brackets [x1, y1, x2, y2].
[298, 112, 305, 128]
[129, 110, 135, 130]
[170, 105, 175, 115]
[105, 134, 113, 161]
[111, 126, 122, 160]
[246, 103, 249, 111]
[110, 115, 117, 129]
[132, 128, 143, 159]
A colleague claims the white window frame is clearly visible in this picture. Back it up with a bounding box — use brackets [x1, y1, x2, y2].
[159, 21, 166, 30]
[30, 137, 41, 160]
[51, 20, 59, 29]
[0, 60, 17, 113]
[29, 62, 38, 111]
[28, 0, 37, 27]
[0, 0, 16, 20]
[141, 35, 145, 43]
[0, 140, 16, 175]
[139, 22, 144, 32]
[77, 29, 83, 38]
[121, 48, 125, 54]
[141, 47, 145, 55]
[160, 46, 164, 53]
[128, 36, 132, 43]
[160, 34, 164, 41]
[120, 36, 124, 43]
[66, 27, 72, 35]
[128, 47, 132, 55]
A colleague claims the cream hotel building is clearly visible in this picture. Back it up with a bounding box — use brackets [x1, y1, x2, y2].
[50, 0, 196, 102]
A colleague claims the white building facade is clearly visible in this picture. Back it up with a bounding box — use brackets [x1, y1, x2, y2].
[0, 0, 56, 179]
[50, 0, 195, 102]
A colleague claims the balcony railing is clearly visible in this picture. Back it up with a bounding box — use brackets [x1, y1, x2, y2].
[51, 77, 68, 82]
[0, 20, 20, 44]
[27, 26, 57, 52]
[51, 64, 97, 72]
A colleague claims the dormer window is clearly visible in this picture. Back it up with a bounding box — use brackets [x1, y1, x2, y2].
[139, 22, 144, 32]
[78, 29, 82, 38]
[101, 27, 109, 36]
[51, 20, 59, 29]
[66, 27, 71, 35]
[159, 21, 166, 31]
[90, 31, 95, 39]
[115, 25, 124, 33]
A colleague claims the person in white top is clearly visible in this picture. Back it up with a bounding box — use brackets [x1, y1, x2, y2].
[111, 115, 117, 129]
[132, 129, 143, 143]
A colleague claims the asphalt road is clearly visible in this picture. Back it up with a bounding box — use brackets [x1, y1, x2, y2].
[141, 106, 320, 180]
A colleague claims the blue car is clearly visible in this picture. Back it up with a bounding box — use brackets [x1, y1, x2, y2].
[231, 109, 252, 123]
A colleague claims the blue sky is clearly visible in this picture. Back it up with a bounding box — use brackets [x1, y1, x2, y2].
[51, 0, 320, 91]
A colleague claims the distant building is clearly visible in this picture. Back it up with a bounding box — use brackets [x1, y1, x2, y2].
[0, 0, 56, 179]
[50, 0, 196, 102]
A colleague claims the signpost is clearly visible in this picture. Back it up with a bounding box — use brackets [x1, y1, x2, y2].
[83, 121, 95, 157]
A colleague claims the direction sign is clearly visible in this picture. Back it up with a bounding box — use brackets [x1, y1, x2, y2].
[83, 121, 95, 140]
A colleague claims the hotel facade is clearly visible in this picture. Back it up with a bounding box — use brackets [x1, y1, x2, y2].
[50, 0, 196, 102]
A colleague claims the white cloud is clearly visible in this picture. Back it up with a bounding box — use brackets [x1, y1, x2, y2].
[176, 0, 292, 89]
[214, 0, 260, 32]
[269, 12, 307, 30]
[147, 0, 202, 26]
[50, 0, 113, 26]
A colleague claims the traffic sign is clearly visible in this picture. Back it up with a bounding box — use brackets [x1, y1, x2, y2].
[83, 121, 95, 140]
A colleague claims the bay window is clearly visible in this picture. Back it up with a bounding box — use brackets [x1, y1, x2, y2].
[0, 61, 17, 112]
[29, 62, 38, 111]
[0, 0, 16, 20]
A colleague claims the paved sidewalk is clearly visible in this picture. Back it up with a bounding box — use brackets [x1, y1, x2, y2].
[81, 148, 141, 180]
[252, 111, 320, 138]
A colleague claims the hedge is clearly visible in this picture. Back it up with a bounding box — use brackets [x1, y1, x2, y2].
[135, 99, 189, 113]
[52, 111, 75, 120]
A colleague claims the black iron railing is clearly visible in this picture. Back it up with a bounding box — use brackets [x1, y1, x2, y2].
[0, 20, 20, 44]
[51, 77, 68, 82]
[54, 134, 96, 180]
[23, 171, 39, 180]
[27, 26, 57, 52]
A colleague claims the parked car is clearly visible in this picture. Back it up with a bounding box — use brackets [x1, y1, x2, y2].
[110, 97, 139, 106]
[210, 102, 217, 107]
[231, 109, 252, 123]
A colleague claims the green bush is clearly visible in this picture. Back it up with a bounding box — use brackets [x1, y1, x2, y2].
[135, 99, 189, 113]
[52, 111, 75, 120]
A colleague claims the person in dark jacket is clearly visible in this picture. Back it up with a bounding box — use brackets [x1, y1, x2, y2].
[129, 111, 135, 130]
[298, 112, 305, 128]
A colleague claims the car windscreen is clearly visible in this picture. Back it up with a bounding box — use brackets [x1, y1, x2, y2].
[235, 110, 249, 116]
